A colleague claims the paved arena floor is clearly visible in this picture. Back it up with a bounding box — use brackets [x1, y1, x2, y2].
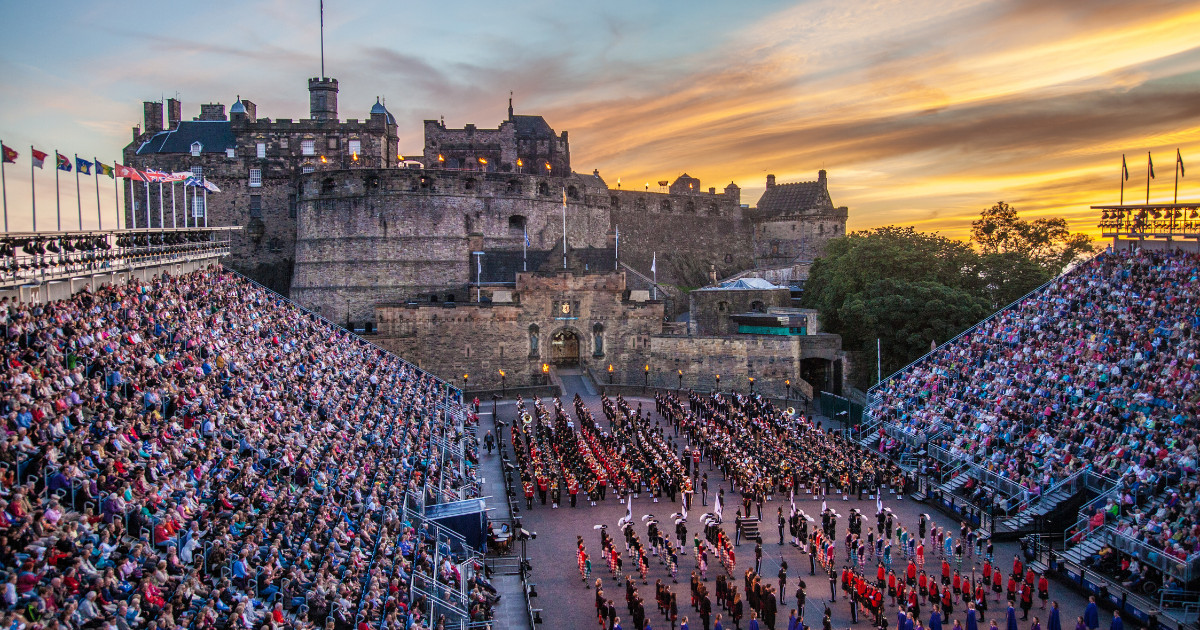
[477, 390, 1101, 630]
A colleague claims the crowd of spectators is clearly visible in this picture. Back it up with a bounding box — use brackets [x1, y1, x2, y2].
[0, 266, 488, 630]
[872, 248, 1200, 592]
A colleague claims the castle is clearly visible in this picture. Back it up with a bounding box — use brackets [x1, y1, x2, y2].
[124, 75, 850, 392]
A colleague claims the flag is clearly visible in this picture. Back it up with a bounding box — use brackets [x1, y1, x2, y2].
[95, 160, 115, 178]
[56, 152, 72, 172]
[1179, 149, 1186, 178]
[75, 157, 92, 175]
[651, 252, 656, 274]
[143, 168, 169, 182]
[30, 148, 48, 169]
[625, 495, 632, 522]
[202, 179, 221, 193]
[1122, 155, 1129, 181]
[615, 225, 620, 248]
[524, 227, 530, 247]
[714, 492, 723, 521]
[562, 187, 567, 205]
[821, 500, 827, 513]
[476, 253, 482, 277]
[1, 145, 16, 164]
[1149, 152, 1155, 179]
[114, 164, 144, 180]
[877, 495, 883, 514]
[168, 172, 191, 182]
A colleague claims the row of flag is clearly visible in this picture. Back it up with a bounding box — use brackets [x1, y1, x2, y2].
[1121, 149, 1185, 181]
[1, 144, 219, 192]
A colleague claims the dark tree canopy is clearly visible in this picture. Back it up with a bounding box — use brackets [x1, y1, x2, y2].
[803, 204, 1093, 388]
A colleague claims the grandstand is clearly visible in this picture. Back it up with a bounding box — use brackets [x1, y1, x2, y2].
[0, 231, 513, 630]
[861, 232, 1200, 629]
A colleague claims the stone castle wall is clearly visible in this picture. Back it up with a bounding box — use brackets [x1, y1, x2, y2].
[373, 272, 663, 388]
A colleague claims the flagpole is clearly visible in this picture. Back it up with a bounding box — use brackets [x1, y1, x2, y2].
[652, 251, 657, 300]
[93, 158, 101, 230]
[0, 141, 7, 232]
[561, 187, 567, 270]
[159, 181, 165, 230]
[1120, 155, 1125, 206]
[203, 185, 208, 227]
[171, 181, 177, 228]
[615, 225, 619, 271]
[1147, 151, 1152, 205]
[30, 145, 37, 232]
[1176, 149, 1181, 205]
[144, 181, 151, 228]
[129, 178, 136, 229]
[55, 152, 62, 231]
[74, 154, 83, 230]
[522, 226, 527, 272]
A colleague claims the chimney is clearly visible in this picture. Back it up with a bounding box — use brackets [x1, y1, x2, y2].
[709, 187, 716, 195]
[818, 169, 827, 183]
[166, 98, 182, 129]
[143, 101, 164, 135]
[199, 103, 226, 121]
[766, 174, 776, 188]
[132, 125, 141, 143]
[241, 100, 256, 122]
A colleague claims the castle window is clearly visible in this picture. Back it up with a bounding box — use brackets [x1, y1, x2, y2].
[190, 166, 203, 177]
[506, 180, 522, 194]
[592, 323, 605, 357]
[191, 194, 205, 218]
[819, 224, 825, 235]
[256, 143, 266, 158]
[750, 300, 765, 313]
[288, 194, 297, 218]
[529, 324, 540, 357]
[327, 137, 338, 150]
[537, 182, 550, 196]
[508, 215, 527, 231]
[249, 195, 262, 218]
[301, 140, 315, 156]
[190, 142, 202, 157]
[685, 200, 696, 213]
[464, 178, 476, 191]
[419, 175, 433, 190]
[708, 203, 718, 215]
[660, 199, 672, 212]
[249, 168, 262, 188]
[301, 164, 314, 174]
[269, 237, 282, 252]
[610, 195, 619, 209]
[225, 148, 236, 158]
[567, 185, 579, 200]
[321, 178, 336, 194]
[348, 139, 361, 156]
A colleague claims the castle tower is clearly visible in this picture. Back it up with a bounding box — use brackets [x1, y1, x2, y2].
[308, 77, 339, 122]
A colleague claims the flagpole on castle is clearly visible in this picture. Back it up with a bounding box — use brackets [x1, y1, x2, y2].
[129, 178, 136, 229]
[561, 187, 567, 270]
[159, 181, 165, 230]
[144, 180, 151, 229]
[522, 226, 527, 272]
[171, 181, 177, 229]
[614, 225, 619, 271]
[74, 154, 83, 230]
[1120, 155, 1127, 206]
[652, 252, 657, 300]
[1147, 151, 1153, 205]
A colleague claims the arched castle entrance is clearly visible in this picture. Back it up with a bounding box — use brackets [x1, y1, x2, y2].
[550, 328, 580, 366]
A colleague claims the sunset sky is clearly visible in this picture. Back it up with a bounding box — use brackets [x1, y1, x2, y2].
[1, 0, 1198, 238]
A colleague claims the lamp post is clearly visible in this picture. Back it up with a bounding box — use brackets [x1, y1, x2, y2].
[499, 369, 506, 398]
[541, 363, 549, 385]
[785, 379, 791, 405]
[463, 373, 468, 392]
[677, 369, 683, 391]
[748, 376, 755, 395]
[608, 364, 614, 385]
[714, 374, 720, 393]
[643, 364, 649, 393]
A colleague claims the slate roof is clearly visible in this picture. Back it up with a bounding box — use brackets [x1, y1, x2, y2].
[512, 115, 554, 137]
[370, 98, 395, 124]
[136, 121, 237, 155]
[755, 180, 832, 215]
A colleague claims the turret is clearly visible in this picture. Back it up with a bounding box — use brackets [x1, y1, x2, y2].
[308, 77, 339, 122]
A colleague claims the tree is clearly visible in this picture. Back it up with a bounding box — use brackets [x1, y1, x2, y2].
[971, 202, 1094, 275]
[802, 227, 991, 386]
